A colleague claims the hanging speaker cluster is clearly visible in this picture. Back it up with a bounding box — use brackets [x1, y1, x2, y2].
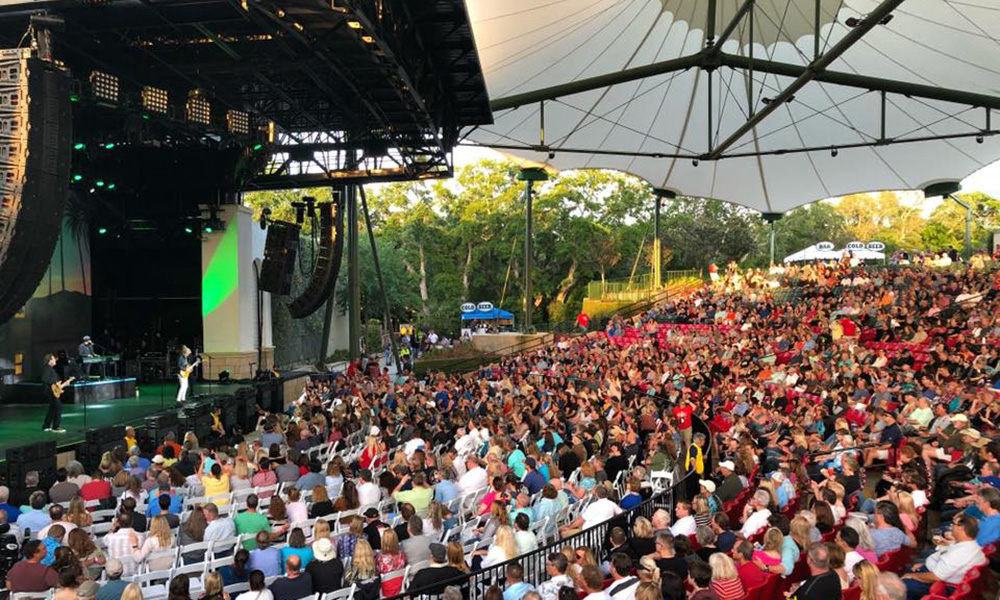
[258, 220, 301, 296]
[0, 49, 72, 325]
[288, 197, 344, 319]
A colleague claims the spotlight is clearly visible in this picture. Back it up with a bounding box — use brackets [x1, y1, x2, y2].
[97, 227, 107, 235]
[361, 35, 374, 43]
[89, 70, 119, 104]
[692, 159, 699, 167]
[547, 152, 555, 160]
[204, 225, 213, 233]
[184, 226, 193, 234]
[95, 180, 104, 187]
[346, 20, 361, 29]
[762, 97, 772, 105]
[104, 143, 115, 150]
[72, 174, 82, 181]
[73, 142, 84, 150]
[845, 16, 860, 27]
[142, 86, 168, 114]
[186, 91, 211, 125]
[879, 14, 894, 25]
[219, 370, 231, 383]
[259, 207, 271, 230]
[831, 147, 839, 157]
[226, 110, 250, 135]
[976, 135, 984, 144]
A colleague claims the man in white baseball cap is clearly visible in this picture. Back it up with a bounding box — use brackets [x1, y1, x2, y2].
[716, 460, 742, 503]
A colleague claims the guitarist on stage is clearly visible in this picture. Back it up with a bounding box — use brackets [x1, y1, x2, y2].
[176, 345, 201, 404]
[41, 354, 71, 433]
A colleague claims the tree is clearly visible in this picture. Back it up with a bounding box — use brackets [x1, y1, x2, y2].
[922, 192, 1000, 250]
[835, 192, 923, 250]
[769, 201, 849, 262]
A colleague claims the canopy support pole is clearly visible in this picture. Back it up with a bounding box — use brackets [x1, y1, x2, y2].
[705, 0, 905, 159]
[347, 177, 361, 361]
[653, 194, 661, 290]
[359, 185, 401, 372]
[517, 168, 548, 331]
[949, 194, 973, 259]
[762, 212, 782, 266]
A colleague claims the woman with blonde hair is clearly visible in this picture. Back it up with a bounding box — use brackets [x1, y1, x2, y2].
[827, 542, 850, 589]
[789, 516, 813, 550]
[375, 529, 407, 596]
[133, 516, 176, 571]
[895, 491, 919, 534]
[183, 431, 200, 451]
[199, 571, 227, 600]
[230, 460, 252, 491]
[120, 583, 144, 600]
[629, 516, 656, 557]
[424, 501, 450, 539]
[478, 526, 517, 568]
[336, 516, 365, 562]
[708, 553, 745, 600]
[358, 434, 386, 470]
[692, 495, 712, 528]
[311, 519, 331, 544]
[752, 527, 784, 567]
[634, 581, 662, 600]
[344, 539, 380, 597]
[853, 560, 880, 600]
[636, 556, 661, 585]
[66, 496, 93, 528]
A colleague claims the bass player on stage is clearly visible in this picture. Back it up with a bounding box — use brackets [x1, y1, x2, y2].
[42, 354, 73, 433]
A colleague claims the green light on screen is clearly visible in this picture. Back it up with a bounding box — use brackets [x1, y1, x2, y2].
[201, 225, 238, 316]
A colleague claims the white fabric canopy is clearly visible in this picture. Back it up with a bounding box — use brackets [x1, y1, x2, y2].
[466, 0, 1000, 213]
[783, 244, 842, 262]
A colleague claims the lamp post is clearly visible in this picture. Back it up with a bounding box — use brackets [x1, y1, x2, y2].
[516, 167, 548, 330]
[762, 213, 783, 266]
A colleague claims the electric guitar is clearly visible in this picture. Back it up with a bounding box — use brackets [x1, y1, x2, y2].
[179, 359, 202, 379]
[51, 376, 76, 398]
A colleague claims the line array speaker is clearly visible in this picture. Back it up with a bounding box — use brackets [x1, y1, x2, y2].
[288, 198, 344, 318]
[0, 49, 72, 325]
[259, 220, 300, 295]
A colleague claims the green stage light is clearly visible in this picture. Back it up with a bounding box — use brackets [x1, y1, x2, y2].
[107, 183, 116, 190]
[98, 227, 107, 234]
[204, 226, 213, 233]
[104, 143, 115, 149]
[184, 227, 193, 234]
[70, 94, 80, 102]
[73, 142, 85, 150]
[252, 143, 263, 151]
[95, 180, 105, 187]
[72, 174, 83, 181]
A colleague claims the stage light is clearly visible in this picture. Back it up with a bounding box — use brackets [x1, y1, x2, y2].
[142, 86, 169, 114]
[204, 225, 213, 233]
[845, 16, 860, 27]
[73, 142, 84, 150]
[184, 226, 193, 234]
[252, 143, 263, 151]
[95, 180, 104, 187]
[89, 70, 119, 103]
[107, 183, 116, 190]
[831, 147, 839, 157]
[219, 370, 231, 383]
[72, 174, 82, 181]
[186, 91, 211, 125]
[976, 135, 984, 144]
[879, 14, 894, 25]
[104, 142, 115, 149]
[692, 159, 699, 166]
[347, 20, 361, 29]
[361, 35, 374, 43]
[98, 227, 107, 234]
[226, 110, 250, 135]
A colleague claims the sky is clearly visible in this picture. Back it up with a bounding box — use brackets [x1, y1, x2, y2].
[451, 145, 1000, 214]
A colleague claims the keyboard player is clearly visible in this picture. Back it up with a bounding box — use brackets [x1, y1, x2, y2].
[78, 335, 97, 378]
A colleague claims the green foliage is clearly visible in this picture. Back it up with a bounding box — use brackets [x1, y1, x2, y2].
[253, 160, 998, 344]
[364, 319, 382, 356]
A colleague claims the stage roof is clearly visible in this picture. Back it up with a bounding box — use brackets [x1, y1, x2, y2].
[0, 0, 492, 188]
[466, 0, 1000, 213]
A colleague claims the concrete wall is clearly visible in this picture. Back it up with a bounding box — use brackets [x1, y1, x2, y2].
[471, 332, 552, 356]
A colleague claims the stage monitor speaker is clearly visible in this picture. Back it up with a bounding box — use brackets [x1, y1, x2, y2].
[5, 440, 56, 463]
[0, 49, 72, 325]
[3, 457, 56, 490]
[288, 199, 344, 318]
[235, 387, 258, 432]
[259, 221, 300, 295]
[86, 424, 124, 446]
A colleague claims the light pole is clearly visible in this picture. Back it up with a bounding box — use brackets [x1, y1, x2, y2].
[516, 167, 548, 330]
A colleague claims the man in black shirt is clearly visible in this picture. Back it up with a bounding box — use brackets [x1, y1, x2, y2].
[793, 543, 841, 600]
[270, 555, 313, 600]
[41, 354, 67, 433]
[305, 538, 343, 593]
[604, 443, 629, 485]
[864, 410, 903, 467]
[408, 543, 467, 595]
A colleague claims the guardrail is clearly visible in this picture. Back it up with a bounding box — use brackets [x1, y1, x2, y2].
[585, 269, 702, 301]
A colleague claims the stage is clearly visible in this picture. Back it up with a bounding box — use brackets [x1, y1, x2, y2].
[2, 377, 137, 404]
[0, 381, 241, 455]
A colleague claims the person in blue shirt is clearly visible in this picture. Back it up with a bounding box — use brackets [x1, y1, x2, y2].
[16, 492, 50, 538]
[40, 524, 65, 565]
[145, 482, 182, 517]
[502, 563, 535, 600]
[522, 458, 546, 496]
[433, 468, 459, 505]
[975, 487, 1000, 546]
[506, 440, 527, 479]
[0, 486, 22, 524]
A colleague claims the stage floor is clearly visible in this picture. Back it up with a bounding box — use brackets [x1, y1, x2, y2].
[0, 381, 242, 455]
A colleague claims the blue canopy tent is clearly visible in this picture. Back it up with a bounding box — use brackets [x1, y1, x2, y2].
[461, 308, 514, 321]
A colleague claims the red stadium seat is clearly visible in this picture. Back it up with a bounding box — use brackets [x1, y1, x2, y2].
[842, 584, 861, 600]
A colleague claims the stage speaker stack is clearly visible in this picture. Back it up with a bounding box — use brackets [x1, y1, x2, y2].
[181, 402, 212, 440]
[3, 441, 57, 490]
[259, 221, 300, 295]
[289, 200, 344, 318]
[138, 412, 179, 454]
[0, 49, 72, 324]
[235, 387, 258, 432]
[77, 425, 125, 471]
